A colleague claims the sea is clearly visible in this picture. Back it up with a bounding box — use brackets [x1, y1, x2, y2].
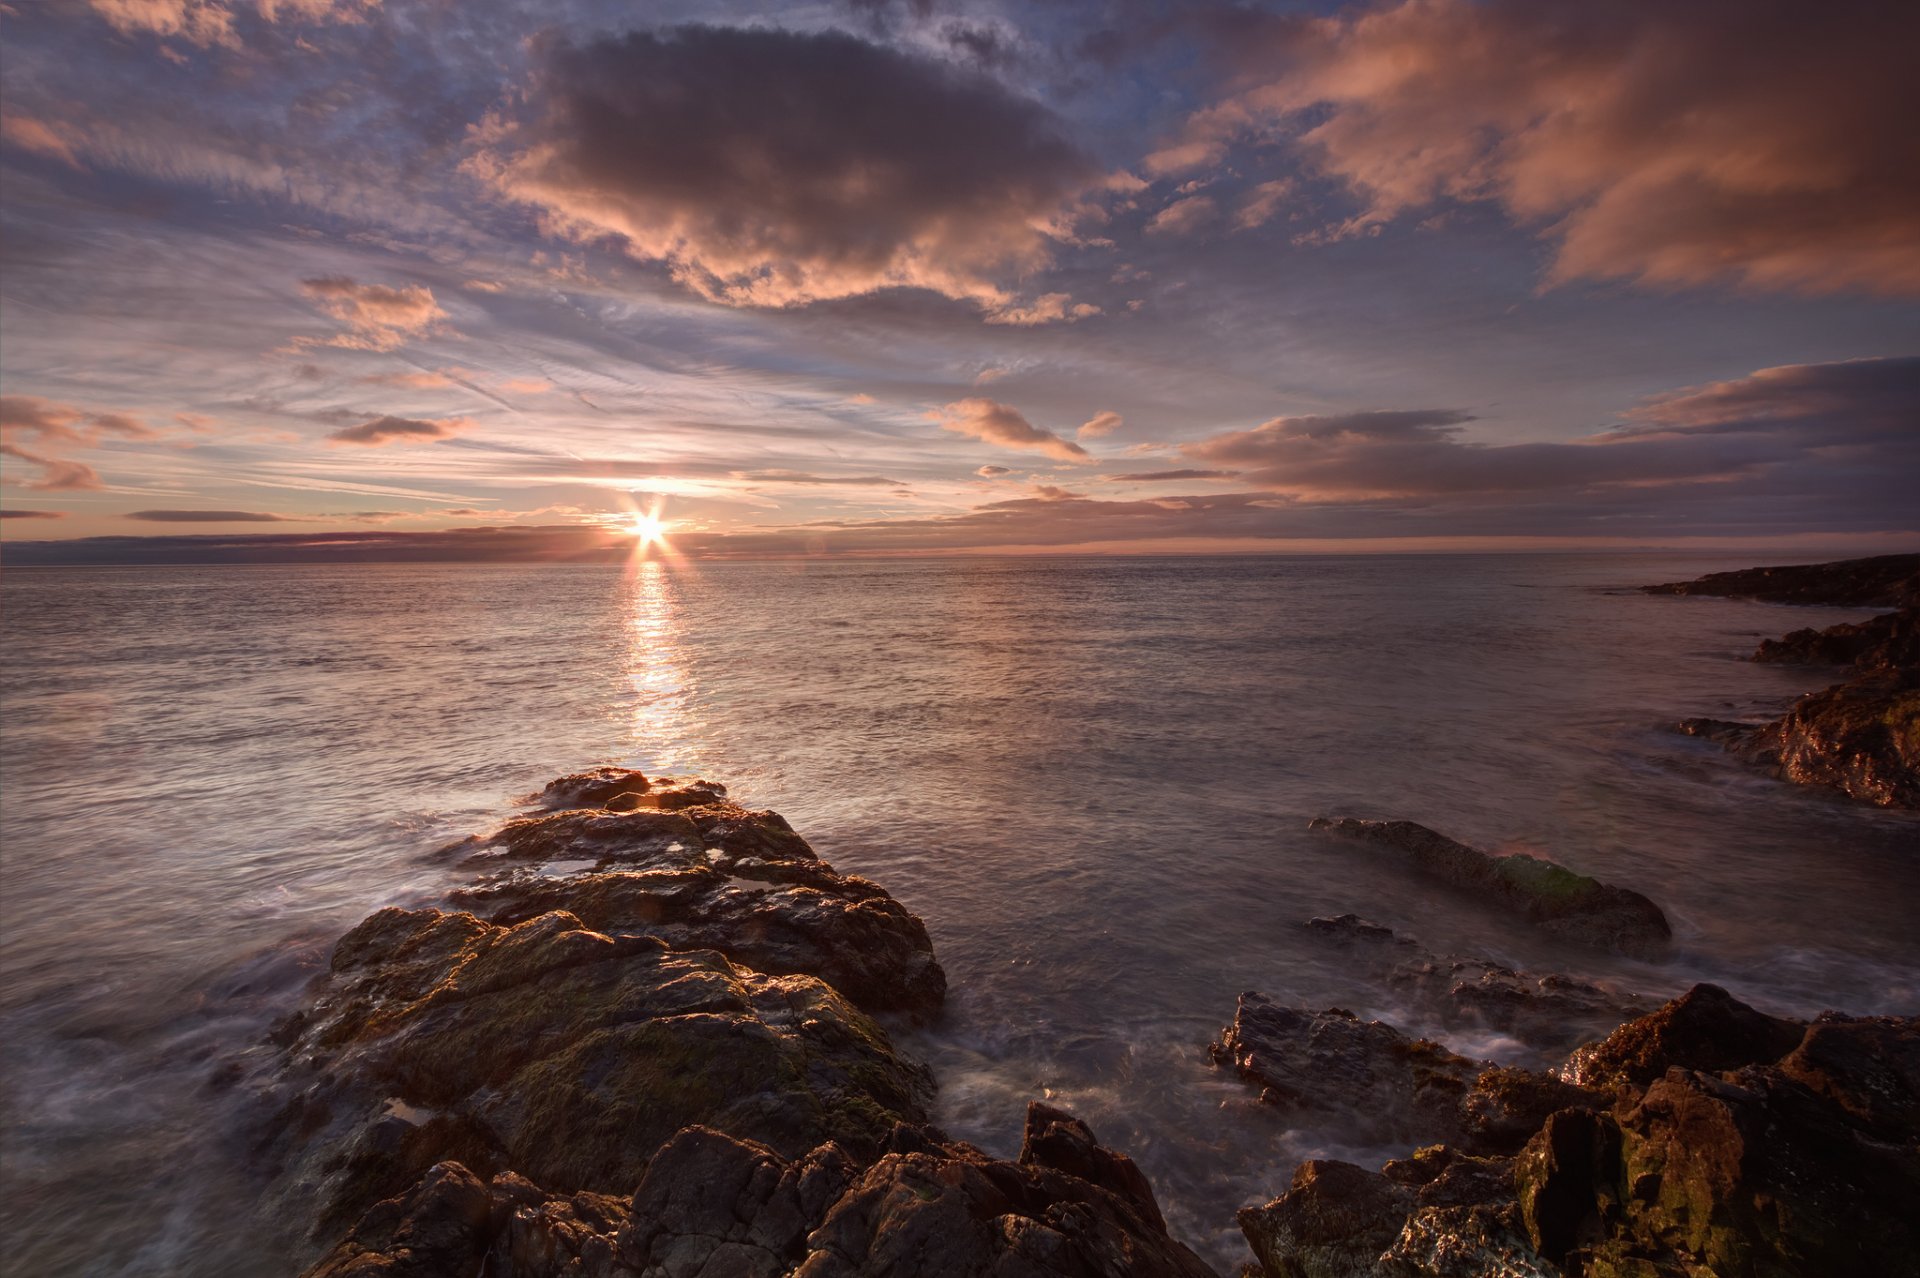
[2, 553, 1916, 1273]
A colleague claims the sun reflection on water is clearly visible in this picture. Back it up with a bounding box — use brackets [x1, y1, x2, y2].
[624, 557, 702, 772]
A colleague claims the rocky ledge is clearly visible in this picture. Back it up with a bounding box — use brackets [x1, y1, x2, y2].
[1641, 552, 1919, 607]
[249, 768, 1213, 1277]
[1226, 983, 1920, 1278]
[1651, 556, 1919, 807]
[1307, 819, 1671, 957]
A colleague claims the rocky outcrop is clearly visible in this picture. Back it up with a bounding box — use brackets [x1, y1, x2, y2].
[1649, 560, 1920, 807]
[1642, 553, 1920, 607]
[1306, 820, 1671, 957]
[1304, 914, 1653, 1053]
[1235, 985, 1920, 1278]
[1680, 668, 1920, 807]
[1210, 993, 1608, 1159]
[1753, 604, 1919, 668]
[264, 768, 1211, 1276]
[302, 1103, 1218, 1278]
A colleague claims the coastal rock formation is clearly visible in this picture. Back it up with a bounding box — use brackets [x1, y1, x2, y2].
[266, 768, 1212, 1277]
[303, 1102, 1218, 1278]
[1304, 914, 1654, 1052]
[1209, 993, 1606, 1157]
[1641, 552, 1920, 607]
[1649, 557, 1919, 807]
[1680, 667, 1920, 807]
[1753, 604, 1919, 668]
[1235, 984, 1920, 1278]
[1306, 819, 1671, 957]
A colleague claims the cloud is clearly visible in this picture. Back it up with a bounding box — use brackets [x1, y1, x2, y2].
[297, 277, 447, 352]
[1181, 358, 1920, 514]
[1077, 410, 1124, 439]
[127, 509, 295, 521]
[975, 465, 1013, 477]
[1234, 179, 1295, 230]
[83, 0, 376, 47]
[984, 292, 1100, 326]
[468, 25, 1099, 315]
[1162, 0, 1920, 295]
[1146, 195, 1217, 236]
[0, 509, 66, 520]
[734, 470, 903, 486]
[1, 396, 155, 491]
[1, 115, 83, 168]
[1101, 469, 1240, 482]
[326, 415, 471, 446]
[931, 398, 1092, 463]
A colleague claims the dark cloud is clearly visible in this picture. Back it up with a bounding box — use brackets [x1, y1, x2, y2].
[0, 508, 65, 519]
[127, 509, 295, 522]
[469, 24, 1100, 317]
[932, 398, 1092, 463]
[976, 465, 1014, 477]
[1101, 469, 1241, 482]
[326, 415, 470, 446]
[734, 470, 904, 486]
[1177, 358, 1920, 523]
[1159, 0, 1920, 296]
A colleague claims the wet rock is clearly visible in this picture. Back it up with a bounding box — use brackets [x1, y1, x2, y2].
[1752, 670, 1920, 807]
[303, 1108, 1217, 1278]
[1458, 1066, 1607, 1157]
[1307, 819, 1671, 957]
[1753, 604, 1920, 669]
[452, 865, 945, 1021]
[1641, 553, 1920, 607]
[1209, 993, 1482, 1144]
[302, 1161, 496, 1278]
[1562, 983, 1805, 1090]
[1240, 1154, 1551, 1278]
[1240, 984, 1920, 1278]
[537, 766, 651, 809]
[261, 905, 934, 1238]
[1299, 916, 1651, 1053]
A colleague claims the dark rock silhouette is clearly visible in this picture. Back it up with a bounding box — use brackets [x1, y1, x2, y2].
[1642, 553, 1919, 607]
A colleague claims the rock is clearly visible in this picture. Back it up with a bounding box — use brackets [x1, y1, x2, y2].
[1240, 1155, 1551, 1278]
[1749, 669, 1920, 807]
[537, 766, 651, 809]
[1307, 819, 1671, 957]
[1458, 1066, 1607, 1157]
[1019, 1100, 1167, 1231]
[1562, 983, 1805, 1090]
[303, 1111, 1218, 1278]
[1641, 553, 1920, 607]
[259, 905, 934, 1238]
[452, 867, 945, 1022]
[1208, 993, 1482, 1144]
[1243, 985, 1920, 1278]
[1754, 605, 1920, 669]
[1299, 916, 1652, 1053]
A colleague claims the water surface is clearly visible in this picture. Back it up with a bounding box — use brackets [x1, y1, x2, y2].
[3, 553, 1916, 1272]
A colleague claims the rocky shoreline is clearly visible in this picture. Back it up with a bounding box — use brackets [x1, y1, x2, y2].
[1648, 553, 1919, 807]
[244, 555, 1919, 1276]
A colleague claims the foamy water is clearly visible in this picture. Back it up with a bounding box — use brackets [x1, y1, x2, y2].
[2, 554, 1915, 1272]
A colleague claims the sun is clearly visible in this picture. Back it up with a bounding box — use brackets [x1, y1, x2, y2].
[628, 511, 667, 547]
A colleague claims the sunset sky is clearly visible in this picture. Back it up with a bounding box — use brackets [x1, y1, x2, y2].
[2, 0, 1916, 560]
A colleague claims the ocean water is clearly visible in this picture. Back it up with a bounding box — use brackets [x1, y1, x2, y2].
[2, 553, 1916, 1273]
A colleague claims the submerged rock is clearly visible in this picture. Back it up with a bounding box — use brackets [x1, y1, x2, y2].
[1300, 915, 1655, 1053]
[1237, 984, 1920, 1278]
[1307, 819, 1671, 957]
[301, 1103, 1218, 1278]
[1641, 553, 1920, 607]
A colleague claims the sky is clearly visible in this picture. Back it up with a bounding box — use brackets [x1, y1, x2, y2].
[1, 0, 1917, 561]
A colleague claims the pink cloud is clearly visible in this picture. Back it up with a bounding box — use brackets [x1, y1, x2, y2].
[931, 399, 1092, 464]
[326, 415, 471, 446]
